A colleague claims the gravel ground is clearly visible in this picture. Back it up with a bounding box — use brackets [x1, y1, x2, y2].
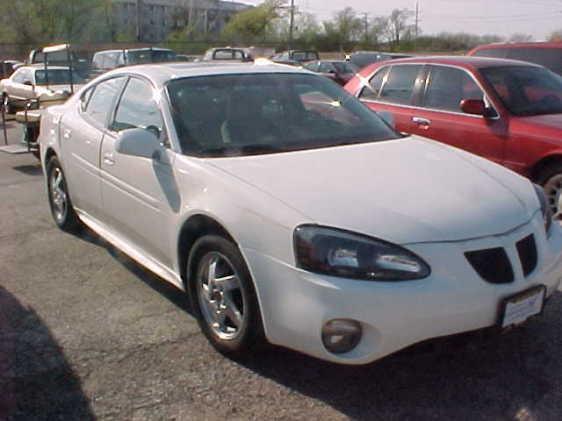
[1, 124, 562, 420]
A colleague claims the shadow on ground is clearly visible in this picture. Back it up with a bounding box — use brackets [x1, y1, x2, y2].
[12, 164, 42, 176]
[0, 286, 94, 420]
[236, 295, 562, 420]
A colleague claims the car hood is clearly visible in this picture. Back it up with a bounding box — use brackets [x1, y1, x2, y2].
[207, 137, 537, 244]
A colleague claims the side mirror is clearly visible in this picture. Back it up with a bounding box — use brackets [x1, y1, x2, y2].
[460, 99, 486, 116]
[115, 128, 162, 159]
[23, 80, 33, 86]
[377, 111, 396, 130]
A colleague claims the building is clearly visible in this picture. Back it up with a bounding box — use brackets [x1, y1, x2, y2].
[112, 0, 252, 42]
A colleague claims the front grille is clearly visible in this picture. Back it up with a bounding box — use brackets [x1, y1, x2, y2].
[465, 247, 514, 284]
[516, 234, 538, 277]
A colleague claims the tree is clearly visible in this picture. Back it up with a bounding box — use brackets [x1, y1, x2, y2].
[222, 0, 283, 43]
[509, 33, 533, 42]
[386, 8, 414, 46]
[322, 7, 363, 50]
[549, 30, 562, 41]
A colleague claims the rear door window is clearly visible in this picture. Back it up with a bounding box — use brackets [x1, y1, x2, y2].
[378, 65, 423, 105]
[423, 66, 484, 112]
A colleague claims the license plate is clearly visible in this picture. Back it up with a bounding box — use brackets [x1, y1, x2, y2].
[500, 286, 546, 328]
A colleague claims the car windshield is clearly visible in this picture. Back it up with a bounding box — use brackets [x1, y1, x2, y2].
[292, 51, 319, 61]
[127, 50, 177, 64]
[481, 65, 562, 116]
[332, 62, 358, 74]
[167, 73, 399, 157]
[35, 69, 84, 85]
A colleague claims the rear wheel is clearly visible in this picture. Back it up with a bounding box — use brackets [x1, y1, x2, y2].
[188, 235, 265, 356]
[537, 163, 562, 217]
[46, 156, 82, 232]
[2, 94, 15, 115]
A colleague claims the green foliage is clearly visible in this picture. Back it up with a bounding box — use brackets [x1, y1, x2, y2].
[222, 0, 283, 43]
[0, 0, 105, 44]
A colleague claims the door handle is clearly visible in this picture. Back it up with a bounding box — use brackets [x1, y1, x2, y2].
[412, 117, 431, 127]
[103, 152, 115, 166]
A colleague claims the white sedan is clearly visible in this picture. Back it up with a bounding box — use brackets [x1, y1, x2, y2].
[0, 65, 83, 113]
[39, 63, 562, 365]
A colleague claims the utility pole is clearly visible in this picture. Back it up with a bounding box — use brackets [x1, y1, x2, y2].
[136, 0, 143, 42]
[415, 1, 419, 47]
[288, 0, 295, 50]
[363, 12, 369, 45]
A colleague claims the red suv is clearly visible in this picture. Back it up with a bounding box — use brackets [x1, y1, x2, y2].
[345, 56, 562, 213]
[468, 42, 562, 75]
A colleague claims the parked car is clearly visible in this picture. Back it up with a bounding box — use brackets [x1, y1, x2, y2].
[348, 51, 412, 70]
[345, 56, 562, 215]
[39, 63, 562, 365]
[468, 42, 562, 75]
[304, 60, 358, 85]
[28, 44, 89, 78]
[92, 47, 178, 72]
[271, 50, 320, 66]
[1, 65, 84, 113]
[201, 47, 253, 62]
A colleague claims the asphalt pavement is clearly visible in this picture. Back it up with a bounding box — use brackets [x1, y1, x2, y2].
[1, 122, 562, 420]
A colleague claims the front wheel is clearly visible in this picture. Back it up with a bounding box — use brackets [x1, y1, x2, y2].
[537, 163, 562, 217]
[187, 235, 265, 356]
[46, 156, 82, 232]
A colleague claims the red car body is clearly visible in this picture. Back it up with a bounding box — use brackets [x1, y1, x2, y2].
[345, 56, 562, 210]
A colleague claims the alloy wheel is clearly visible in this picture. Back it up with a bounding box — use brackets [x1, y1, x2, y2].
[544, 174, 562, 218]
[49, 167, 67, 223]
[197, 252, 246, 340]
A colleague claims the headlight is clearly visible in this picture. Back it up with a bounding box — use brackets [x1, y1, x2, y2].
[534, 184, 552, 235]
[294, 225, 431, 281]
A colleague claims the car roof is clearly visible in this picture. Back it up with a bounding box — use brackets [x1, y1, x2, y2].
[94, 48, 173, 55]
[102, 62, 309, 87]
[472, 41, 562, 50]
[368, 55, 541, 69]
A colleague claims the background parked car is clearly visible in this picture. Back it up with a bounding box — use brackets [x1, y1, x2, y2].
[0, 65, 84, 113]
[91, 47, 178, 73]
[304, 60, 358, 85]
[201, 47, 253, 62]
[345, 56, 562, 214]
[348, 51, 412, 70]
[468, 42, 562, 75]
[271, 50, 320, 66]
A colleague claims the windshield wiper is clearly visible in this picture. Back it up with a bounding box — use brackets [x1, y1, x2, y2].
[200, 144, 283, 157]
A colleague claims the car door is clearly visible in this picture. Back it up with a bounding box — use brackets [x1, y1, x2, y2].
[7, 68, 33, 102]
[100, 76, 176, 267]
[409, 65, 507, 165]
[60, 76, 127, 218]
[358, 64, 425, 134]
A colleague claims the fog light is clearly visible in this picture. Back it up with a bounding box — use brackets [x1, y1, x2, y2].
[321, 319, 362, 354]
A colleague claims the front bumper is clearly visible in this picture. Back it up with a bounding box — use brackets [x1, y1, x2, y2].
[243, 214, 562, 365]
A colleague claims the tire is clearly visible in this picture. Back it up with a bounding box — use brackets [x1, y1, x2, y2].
[536, 163, 562, 217]
[2, 94, 15, 115]
[46, 156, 82, 232]
[187, 235, 265, 356]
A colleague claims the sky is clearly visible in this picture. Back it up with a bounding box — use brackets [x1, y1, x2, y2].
[239, 0, 562, 40]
